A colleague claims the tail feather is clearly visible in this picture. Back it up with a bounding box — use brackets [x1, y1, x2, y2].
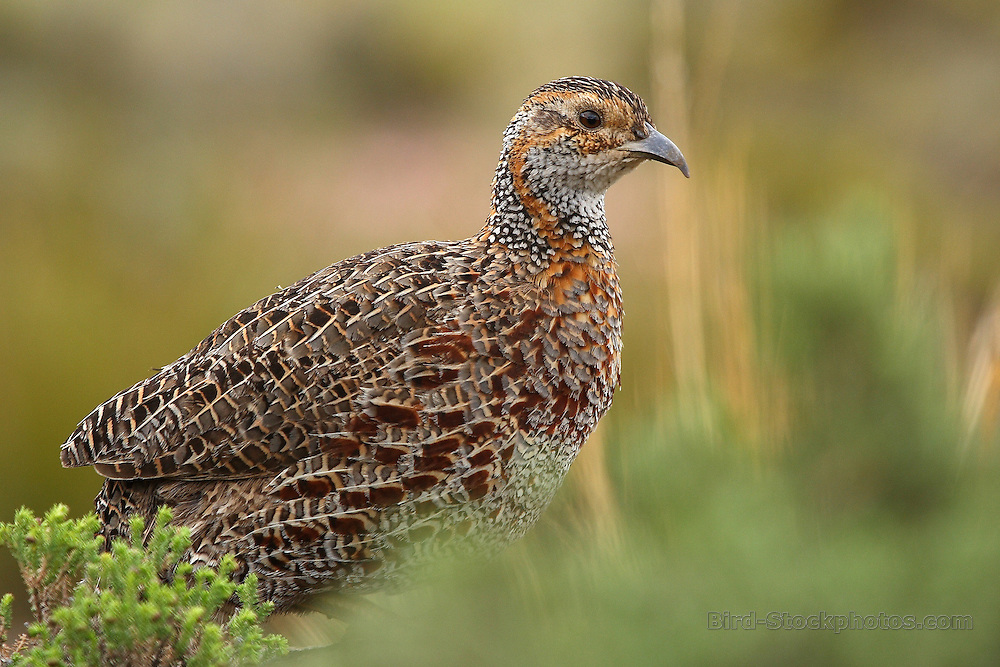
[95, 479, 159, 549]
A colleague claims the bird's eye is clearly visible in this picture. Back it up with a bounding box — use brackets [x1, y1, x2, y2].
[578, 110, 602, 129]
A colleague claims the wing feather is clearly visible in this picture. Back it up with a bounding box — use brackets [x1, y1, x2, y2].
[60, 241, 507, 482]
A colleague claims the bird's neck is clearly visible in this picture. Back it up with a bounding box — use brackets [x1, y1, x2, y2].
[479, 149, 614, 274]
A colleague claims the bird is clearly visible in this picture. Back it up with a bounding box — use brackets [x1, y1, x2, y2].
[60, 76, 689, 613]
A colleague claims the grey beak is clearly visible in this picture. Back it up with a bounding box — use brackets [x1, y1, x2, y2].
[619, 123, 690, 178]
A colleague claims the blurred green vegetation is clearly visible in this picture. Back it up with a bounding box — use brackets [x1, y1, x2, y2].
[282, 205, 999, 665]
[2, 1, 999, 663]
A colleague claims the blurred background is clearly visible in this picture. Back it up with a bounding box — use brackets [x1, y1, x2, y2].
[2, 0, 1000, 663]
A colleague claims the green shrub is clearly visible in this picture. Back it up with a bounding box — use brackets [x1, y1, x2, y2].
[0, 505, 287, 666]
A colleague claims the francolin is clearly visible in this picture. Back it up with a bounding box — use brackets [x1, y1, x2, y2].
[61, 76, 689, 612]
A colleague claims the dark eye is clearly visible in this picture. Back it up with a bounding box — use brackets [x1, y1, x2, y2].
[578, 110, 602, 129]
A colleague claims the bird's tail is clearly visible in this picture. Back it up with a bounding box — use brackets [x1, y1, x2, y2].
[95, 479, 160, 550]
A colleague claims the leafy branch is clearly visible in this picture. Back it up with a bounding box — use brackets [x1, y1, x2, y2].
[0, 505, 287, 666]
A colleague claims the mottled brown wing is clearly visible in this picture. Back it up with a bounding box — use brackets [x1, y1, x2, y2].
[59, 241, 509, 485]
[229, 317, 522, 593]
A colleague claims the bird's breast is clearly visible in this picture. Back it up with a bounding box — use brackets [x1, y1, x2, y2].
[490, 258, 622, 444]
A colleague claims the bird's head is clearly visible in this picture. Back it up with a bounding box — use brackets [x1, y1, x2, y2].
[486, 76, 688, 265]
[497, 77, 687, 213]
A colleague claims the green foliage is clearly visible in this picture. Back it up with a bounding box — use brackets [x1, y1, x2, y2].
[769, 198, 960, 520]
[0, 506, 101, 628]
[0, 505, 287, 666]
[272, 206, 1000, 666]
[0, 594, 12, 648]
